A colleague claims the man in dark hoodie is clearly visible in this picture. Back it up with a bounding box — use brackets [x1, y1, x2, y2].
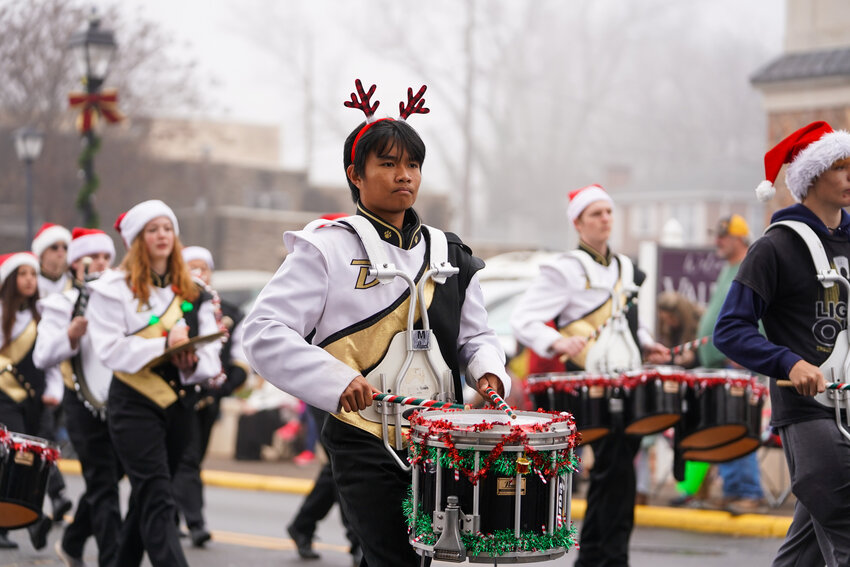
[714, 121, 850, 567]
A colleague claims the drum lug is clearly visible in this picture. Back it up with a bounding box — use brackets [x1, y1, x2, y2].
[432, 496, 466, 562]
[460, 513, 479, 535]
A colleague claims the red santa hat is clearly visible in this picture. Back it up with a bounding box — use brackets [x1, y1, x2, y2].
[567, 184, 613, 222]
[67, 227, 116, 266]
[113, 200, 179, 249]
[181, 246, 214, 270]
[756, 121, 850, 203]
[30, 222, 72, 259]
[0, 252, 40, 286]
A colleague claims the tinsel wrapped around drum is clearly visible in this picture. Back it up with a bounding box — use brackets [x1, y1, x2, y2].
[405, 409, 579, 563]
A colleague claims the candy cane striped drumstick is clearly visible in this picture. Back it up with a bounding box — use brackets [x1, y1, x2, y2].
[371, 393, 470, 411]
[776, 380, 850, 390]
[671, 336, 710, 355]
[484, 386, 517, 419]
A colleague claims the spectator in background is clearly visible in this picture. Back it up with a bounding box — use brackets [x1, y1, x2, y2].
[698, 214, 764, 513]
[656, 291, 703, 368]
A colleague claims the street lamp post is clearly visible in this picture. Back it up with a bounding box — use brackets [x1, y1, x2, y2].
[12, 126, 45, 244]
[68, 13, 116, 228]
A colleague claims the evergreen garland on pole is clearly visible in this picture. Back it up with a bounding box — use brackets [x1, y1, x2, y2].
[76, 133, 101, 228]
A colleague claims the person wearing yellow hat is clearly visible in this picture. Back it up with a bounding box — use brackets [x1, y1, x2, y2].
[695, 214, 765, 514]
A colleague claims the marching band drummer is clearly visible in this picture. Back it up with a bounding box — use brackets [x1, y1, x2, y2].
[510, 184, 669, 567]
[85, 200, 222, 567]
[714, 121, 850, 567]
[33, 227, 123, 567]
[243, 81, 511, 567]
[0, 252, 63, 551]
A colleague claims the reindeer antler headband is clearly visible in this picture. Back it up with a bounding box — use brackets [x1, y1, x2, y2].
[344, 79, 429, 162]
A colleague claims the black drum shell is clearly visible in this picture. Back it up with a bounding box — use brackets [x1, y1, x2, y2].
[679, 380, 750, 449]
[415, 461, 565, 535]
[623, 377, 683, 436]
[527, 378, 611, 444]
[0, 440, 52, 528]
[682, 389, 765, 463]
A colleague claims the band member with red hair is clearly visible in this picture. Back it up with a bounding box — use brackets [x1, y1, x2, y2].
[244, 81, 510, 566]
[0, 252, 63, 550]
[85, 200, 222, 567]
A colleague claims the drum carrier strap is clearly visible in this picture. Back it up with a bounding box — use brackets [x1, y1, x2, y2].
[309, 215, 459, 470]
[766, 220, 850, 441]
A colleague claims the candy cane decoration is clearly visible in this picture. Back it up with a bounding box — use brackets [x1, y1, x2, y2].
[671, 335, 710, 355]
[484, 386, 517, 420]
[372, 393, 470, 411]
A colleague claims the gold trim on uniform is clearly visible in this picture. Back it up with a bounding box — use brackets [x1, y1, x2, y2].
[0, 321, 38, 402]
[558, 281, 626, 369]
[578, 241, 611, 267]
[113, 295, 187, 409]
[326, 279, 436, 439]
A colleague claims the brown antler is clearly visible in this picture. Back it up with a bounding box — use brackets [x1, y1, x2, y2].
[398, 85, 429, 119]
[344, 79, 380, 120]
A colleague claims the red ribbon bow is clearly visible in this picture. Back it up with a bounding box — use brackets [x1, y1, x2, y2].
[68, 88, 125, 133]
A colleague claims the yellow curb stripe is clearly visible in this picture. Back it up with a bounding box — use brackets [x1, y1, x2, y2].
[57, 459, 791, 538]
[211, 529, 349, 553]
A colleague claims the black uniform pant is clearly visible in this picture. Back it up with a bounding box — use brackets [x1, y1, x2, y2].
[323, 416, 427, 567]
[574, 429, 642, 567]
[290, 407, 358, 550]
[172, 399, 218, 530]
[107, 378, 191, 567]
[61, 388, 123, 567]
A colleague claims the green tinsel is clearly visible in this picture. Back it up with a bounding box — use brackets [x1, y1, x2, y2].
[411, 445, 580, 478]
[76, 134, 102, 228]
[403, 489, 577, 557]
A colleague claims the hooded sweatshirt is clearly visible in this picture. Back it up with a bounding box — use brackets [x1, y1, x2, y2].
[714, 204, 850, 427]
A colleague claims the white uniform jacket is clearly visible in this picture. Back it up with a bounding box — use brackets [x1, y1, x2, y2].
[243, 221, 510, 415]
[0, 305, 64, 401]
[511, 251, 654, 358]
[85, 269, 222, 385]
[38, 273, 71, 298]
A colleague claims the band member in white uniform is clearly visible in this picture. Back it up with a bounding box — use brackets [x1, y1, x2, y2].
[243, 81, 510, 567]
[31, 222, 74, 521]
[34, 227, 123, 567]
[511, 184, 669, 567]
[0, 252, 63, 550]
[86, 200, 222, 567]
[172, 245, 249, 548]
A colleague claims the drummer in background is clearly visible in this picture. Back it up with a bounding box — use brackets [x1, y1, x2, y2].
[85, 200, 223, 567]
[511, 184, 669, 567]
[31, 222, 75, 524]
[714, 121, 850, 566]
[33, 227, 124, 567]
[243, 81, 511, 566]
[697, 215, 764, 514]
[172, 245, 250, 548]
[0, 252, 63, 550]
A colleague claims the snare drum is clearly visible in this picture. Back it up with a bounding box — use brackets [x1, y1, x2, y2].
[678, 369, 756, 450]
[621, 366, 686, 435]
[0, 427, 60, 529]
[526, 373, 620, 444]
[682, 377, 767, 463]
[407, 409, 578, 563]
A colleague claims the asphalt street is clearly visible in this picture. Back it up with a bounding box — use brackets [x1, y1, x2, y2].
[0, 473, 782, 567]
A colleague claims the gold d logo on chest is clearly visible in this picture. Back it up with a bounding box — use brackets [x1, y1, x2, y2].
[351, 259, 380, 289]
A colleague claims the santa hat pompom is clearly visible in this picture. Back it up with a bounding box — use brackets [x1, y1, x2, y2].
[755, 180, 775, 202]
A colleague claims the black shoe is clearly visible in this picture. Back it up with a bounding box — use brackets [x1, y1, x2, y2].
[190, 526, 211, 548]
[0, 531, 18, 549]
[287, 525, 319, 559]
[28, 516, 52, 550]
[52, 495, 73, 522]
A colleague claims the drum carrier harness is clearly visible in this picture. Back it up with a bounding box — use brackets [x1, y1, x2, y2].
[767, 220, 850, 442]
[313, 215, 460, 470]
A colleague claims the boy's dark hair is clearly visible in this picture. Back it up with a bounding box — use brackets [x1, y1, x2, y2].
[343, 119, 426, 203]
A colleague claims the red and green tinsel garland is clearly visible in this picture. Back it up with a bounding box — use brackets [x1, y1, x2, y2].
[403, 490, 577, 557]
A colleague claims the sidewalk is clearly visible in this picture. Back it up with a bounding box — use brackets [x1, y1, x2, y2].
[59, 446, 795, 540]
